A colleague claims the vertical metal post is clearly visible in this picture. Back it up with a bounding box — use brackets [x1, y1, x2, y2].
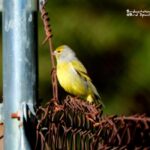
[3, 0, 38, 150]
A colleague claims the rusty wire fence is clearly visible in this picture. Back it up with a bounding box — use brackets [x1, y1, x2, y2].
[35, 96, 150, 150]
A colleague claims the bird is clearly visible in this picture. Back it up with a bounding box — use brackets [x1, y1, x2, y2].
[53, 45, 104, 106]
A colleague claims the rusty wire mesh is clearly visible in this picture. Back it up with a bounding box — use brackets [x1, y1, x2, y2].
[35, 96, 150, 150]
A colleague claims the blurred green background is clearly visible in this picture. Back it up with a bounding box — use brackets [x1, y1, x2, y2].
[1, 1, 150, 115]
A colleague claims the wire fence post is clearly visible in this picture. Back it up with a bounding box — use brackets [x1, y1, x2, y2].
[3, 0, 38, 149]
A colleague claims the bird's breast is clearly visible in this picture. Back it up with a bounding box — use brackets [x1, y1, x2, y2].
[57, 62, 75, 91]
[56, 62, 87, 96]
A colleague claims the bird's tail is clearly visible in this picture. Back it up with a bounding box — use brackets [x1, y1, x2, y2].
[89, 82, 105, 108]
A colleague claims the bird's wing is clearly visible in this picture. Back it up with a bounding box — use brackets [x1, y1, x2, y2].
[71, 59, 104, 107]
[71, 59, 91, 81]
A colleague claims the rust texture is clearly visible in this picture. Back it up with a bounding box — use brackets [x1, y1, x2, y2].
[35, 96, 150, 150]
[40, 0, 58, 102]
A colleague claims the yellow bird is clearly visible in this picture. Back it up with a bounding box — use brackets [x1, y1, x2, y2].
[53, 45, 103, 105]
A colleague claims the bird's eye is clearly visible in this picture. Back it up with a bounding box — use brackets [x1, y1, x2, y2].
[57, 50, 61, 53]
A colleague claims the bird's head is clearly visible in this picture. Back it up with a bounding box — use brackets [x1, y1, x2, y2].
[53, 45, 76, 62]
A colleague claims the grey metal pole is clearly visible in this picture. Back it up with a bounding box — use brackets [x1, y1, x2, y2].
[3, 0, 38, 150]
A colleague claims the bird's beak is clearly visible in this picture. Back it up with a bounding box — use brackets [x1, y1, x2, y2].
[52, 50, 56, 56]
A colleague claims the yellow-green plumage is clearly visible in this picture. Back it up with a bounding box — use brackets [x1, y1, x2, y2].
[54, 45, 102, 104]
[57, 61, 88, 97]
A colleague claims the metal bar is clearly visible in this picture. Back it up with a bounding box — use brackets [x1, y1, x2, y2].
[3, 0, 38, 149]
[0, 103, 3, 124]
[0, 0, 2, 11]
